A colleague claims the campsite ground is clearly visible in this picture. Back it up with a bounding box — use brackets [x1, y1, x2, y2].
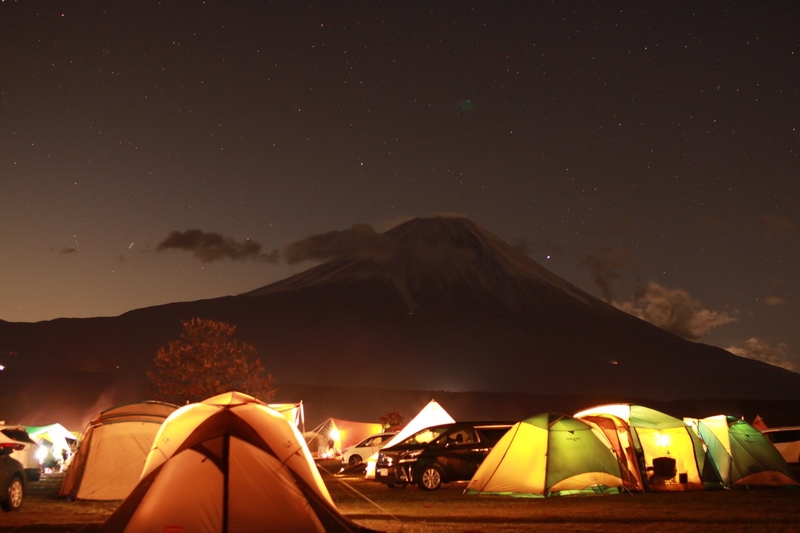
[2, 467, 800, 532]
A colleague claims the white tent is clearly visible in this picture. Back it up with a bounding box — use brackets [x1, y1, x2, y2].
[59, 401, 178, 501]
[365, 399, 455, 479]
[102, 391, 373, 533]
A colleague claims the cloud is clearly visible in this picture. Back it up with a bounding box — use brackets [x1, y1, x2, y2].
[156, 230, 279, 263]
[581, 246, 629, 303]
[762, 214, 795, 239]
[283, 224, 396, 264]
[59, 247, 77, 254]
[726, 338, 797, 372]
[613, 282, 737, 340]
[764, 295, 785, 306]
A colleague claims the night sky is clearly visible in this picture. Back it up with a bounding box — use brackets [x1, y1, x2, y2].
[2, 2, 798, 372]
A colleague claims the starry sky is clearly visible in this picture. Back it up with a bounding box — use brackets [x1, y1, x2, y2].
[2, 1, 798, 372]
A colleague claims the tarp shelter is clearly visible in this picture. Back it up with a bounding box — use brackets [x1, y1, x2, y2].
[365, 399, 455, 479]
[102, 391, 374, 533]
[304, 418, 383, 459]
[465, 413, 625, 497]
[685, 415, 799, 489]
[575, 404, 720, 492]
[26, 423, 78, 469]
[26, 423, 77, 460]
[59, 401, 178, 501]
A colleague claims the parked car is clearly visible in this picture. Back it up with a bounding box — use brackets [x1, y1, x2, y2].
[0, 437, 26, 511]
[341, 432, 397, 466]
[0, 427, 41, 482]
[761, 426, 800, 464]
[375, 421, 513, 490]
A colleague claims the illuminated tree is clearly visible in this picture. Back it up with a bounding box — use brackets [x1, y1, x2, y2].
[148, 317, 277, 404]
[379, 410, 404, 428]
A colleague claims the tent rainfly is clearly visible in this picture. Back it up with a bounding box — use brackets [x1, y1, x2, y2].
[58, 401, 179, 501]
[685, 415, 800, 489]
[465, 412, 626, 497]
[102, 391, 376, 533]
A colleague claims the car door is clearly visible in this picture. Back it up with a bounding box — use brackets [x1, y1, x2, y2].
[433, 427, 479, 481]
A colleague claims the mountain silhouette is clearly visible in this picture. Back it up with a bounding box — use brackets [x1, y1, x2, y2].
[2, 216, 799, 429]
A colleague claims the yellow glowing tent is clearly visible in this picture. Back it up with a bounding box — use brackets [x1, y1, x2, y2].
[575, 404, 722, 492]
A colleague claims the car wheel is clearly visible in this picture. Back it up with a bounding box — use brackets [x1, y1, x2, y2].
[348, 455, 362, 465]
[387, 482, 407, 489]
[418, 465, 443, 490]
[2, 476, 24, 512]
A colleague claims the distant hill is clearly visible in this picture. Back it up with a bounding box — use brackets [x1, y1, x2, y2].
[2, 216, 800, 429]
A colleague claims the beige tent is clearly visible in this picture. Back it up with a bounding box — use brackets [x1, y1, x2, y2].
[102, 391, 374, 533]
[59, 401, 178, 500]
[365, 399, 455, 479]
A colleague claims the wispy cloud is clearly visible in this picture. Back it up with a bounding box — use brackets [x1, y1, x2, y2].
[764, 295, 785, 306]
[614, 282, 737, 340]
[581, 246, 629, 303]
[59, 247, 77, 255]
[283, 223, 395, 264]
[727, 338, 796, 372]
[156, 230, 279, 263]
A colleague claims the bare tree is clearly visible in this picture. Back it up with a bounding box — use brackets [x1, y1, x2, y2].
[148, 317, 277, 404]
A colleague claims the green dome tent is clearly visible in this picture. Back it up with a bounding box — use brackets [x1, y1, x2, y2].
[685, 415, 799, 489]
[465, 413, 625, 498]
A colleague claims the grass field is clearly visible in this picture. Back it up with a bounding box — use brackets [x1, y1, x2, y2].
[1, 468, 800, 532]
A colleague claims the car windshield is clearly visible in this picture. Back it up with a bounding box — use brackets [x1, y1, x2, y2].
[399, 426, 451, 446]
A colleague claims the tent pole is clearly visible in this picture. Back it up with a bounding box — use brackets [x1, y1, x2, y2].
[222, 433, 230, 533]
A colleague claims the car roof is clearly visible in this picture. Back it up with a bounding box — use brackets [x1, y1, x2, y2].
[410, 421, 514, 433]
[0, 428, 35, 444]
[761, 426, 800, 432]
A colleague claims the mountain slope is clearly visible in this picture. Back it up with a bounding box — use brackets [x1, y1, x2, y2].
[2, 216, 799, 429]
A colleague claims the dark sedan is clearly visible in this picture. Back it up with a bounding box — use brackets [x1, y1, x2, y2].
[375, 421, 513, 490]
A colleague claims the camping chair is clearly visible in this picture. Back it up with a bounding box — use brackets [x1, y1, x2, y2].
[648, 456, 677, 484]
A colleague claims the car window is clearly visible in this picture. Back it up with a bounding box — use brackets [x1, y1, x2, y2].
[764, 429, 800, 444]
[476, 427, 511, 444]
[400, 426, 450, 445]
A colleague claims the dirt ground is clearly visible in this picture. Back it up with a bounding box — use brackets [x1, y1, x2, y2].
[2, 468, 800, 532]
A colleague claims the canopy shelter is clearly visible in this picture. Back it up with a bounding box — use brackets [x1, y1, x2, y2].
[303, 418, 383, 459]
